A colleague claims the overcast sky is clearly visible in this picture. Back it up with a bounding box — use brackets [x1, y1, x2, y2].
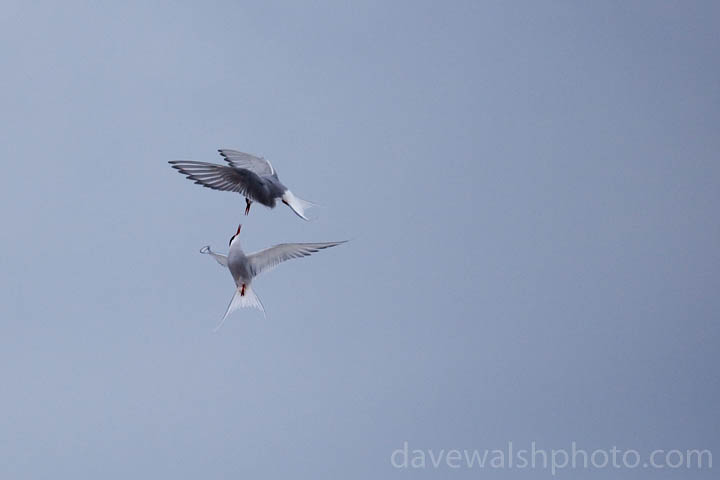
[1, 1, 718, 478]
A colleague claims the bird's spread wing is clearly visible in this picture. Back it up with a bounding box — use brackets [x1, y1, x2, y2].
[218, 149, 275, 176]
[247, 241, 346, 277]
[169, 161, 270, 202]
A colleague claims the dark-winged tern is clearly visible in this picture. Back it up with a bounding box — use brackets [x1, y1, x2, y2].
[169, 149, 315, 220]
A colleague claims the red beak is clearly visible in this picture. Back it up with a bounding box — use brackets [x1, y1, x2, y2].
[236, 224, 242, 235]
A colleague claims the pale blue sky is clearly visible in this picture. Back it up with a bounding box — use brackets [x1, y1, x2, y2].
[1, 1, 718, 478]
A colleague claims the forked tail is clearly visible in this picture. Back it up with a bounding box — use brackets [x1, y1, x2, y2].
[282, 190, 317, 221]
[213, 285, 266, 332]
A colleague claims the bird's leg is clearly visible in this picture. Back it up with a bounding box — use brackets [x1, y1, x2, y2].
[241, 283, 246, 296]
[244, 198, 252, 215]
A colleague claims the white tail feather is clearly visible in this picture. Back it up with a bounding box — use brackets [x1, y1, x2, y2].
[213, 285, 266, 332]
[282, 190, 316, 221]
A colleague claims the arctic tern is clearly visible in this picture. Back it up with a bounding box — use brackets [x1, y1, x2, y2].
[200, 224, 346, 331]
[169, 149, 315, 220]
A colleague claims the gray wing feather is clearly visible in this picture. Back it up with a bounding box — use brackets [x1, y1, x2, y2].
[169, 160, 270, 202]
[218, 149, 275, 176]
[247, 241, 347, 277]
[200, 246, 228, 267]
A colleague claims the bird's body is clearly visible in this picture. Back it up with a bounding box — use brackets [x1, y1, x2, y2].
[200, 224, 346, 330]
[227, 246, 253, 286]
[169, 149, 314, 220]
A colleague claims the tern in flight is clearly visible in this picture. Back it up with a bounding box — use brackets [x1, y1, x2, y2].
[169, 149, 315, 220]
[200, 224, 346, 331]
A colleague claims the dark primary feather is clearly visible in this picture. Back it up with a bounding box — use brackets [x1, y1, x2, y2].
[168, 160, 280, 207]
